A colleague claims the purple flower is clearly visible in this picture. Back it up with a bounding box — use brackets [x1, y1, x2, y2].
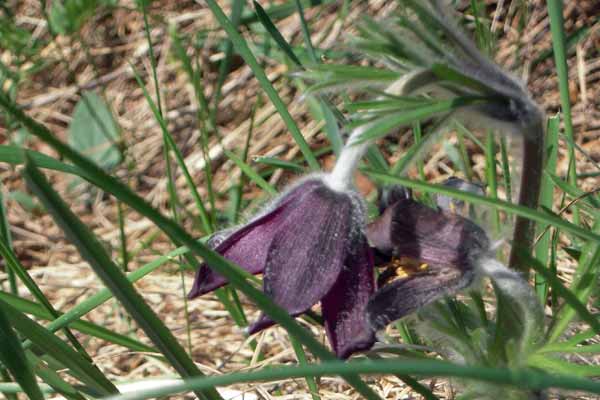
[188, 177, 375, 358]
[366, 186, 490, 331]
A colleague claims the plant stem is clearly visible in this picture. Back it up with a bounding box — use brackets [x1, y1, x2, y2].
[508, 119, 545, 276]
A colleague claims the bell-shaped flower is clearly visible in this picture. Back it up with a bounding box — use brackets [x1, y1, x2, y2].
[188, 176, 376, 358]
[366, 186, 490, 331]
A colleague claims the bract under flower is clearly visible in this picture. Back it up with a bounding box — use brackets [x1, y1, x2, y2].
[188, 177, 375, 358]
[366, 194, 490, 331]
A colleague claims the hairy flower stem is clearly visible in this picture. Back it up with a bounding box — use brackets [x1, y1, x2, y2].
[325, 124, 371, 191]
[508, 120, 545, 276]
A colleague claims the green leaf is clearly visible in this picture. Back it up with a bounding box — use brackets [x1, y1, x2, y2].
[7, 190, 42, 212]
[68, 91, 121, 170]
[22, 160, 222, 400]
[0, 306, 45, 400]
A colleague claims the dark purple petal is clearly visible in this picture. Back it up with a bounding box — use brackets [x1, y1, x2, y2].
[188, 179, 323, 299]
[322, 239, 376, 358]
[367, 266, 474, 331]
[367, 199, 489, 271]
[249, 185, 355, 333]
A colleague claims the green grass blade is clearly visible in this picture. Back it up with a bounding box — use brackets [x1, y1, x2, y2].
[294, 0, 317, 62]
[130, 66, 212, 236]
[254, 156, 304, 172]
[169, 26, 216, 230]
[106, 359, 600, 400]
[548, 220, 600, 343]
[24, 244, 193, 349]
[289, 337, 321, 400]
[0, 145, 85, 177]
[499, 137, 512, 201]
[363, 170, 600, 244]
[24, 352, 86, 400]
[22, 160, 221, 400]
[0, 298, 118, 396]
[535, 115, 560, 302]
[0, 185, 16, 294]
[204, 0, 320, 170]
[239, 0, 334, 25]
[0, 306, 45, 400]
[0, 238, 92, 360]
[255, 0, 343, 155]
[0, 291, 155, 353]
[224, 150, 277, 195]
[253, 1, 303, 67]
[211, 0, 244, 128]
[355, 97, 481, 144]
[547, 0, 578, 225]
[520, 252, 600, 340]
[1, 94, 380, 400]
[485, 131, 500, 233]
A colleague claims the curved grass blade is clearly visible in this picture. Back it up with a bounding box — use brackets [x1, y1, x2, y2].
[130, 66, 212, 235]
[535, 115, 560, 302]
[519, 252, 600, 340]
[254, 156, 304, 172]
[239, 0, 334, 25]
[0, 306, 45, 400]
[0, 145, 85, 177]
[22, 160, 221, 400]
[548, 0, 578, 225]
[0, 291, 155, 354]
[205, 0, 319, 170]
[224, 150, 277, 195]
[547, 222, 600, 343]
[0, 298, 118, 396]
[0, 93, 380, 400]
[24, 352, 86, 400]
[23, 244, 192, 351]
[0, 184, 16, 295]
[105, 358, 600, 400]
[364, 170, 600, 244]
[0, 239, 92, 360]
[253, 0, 303, 67]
